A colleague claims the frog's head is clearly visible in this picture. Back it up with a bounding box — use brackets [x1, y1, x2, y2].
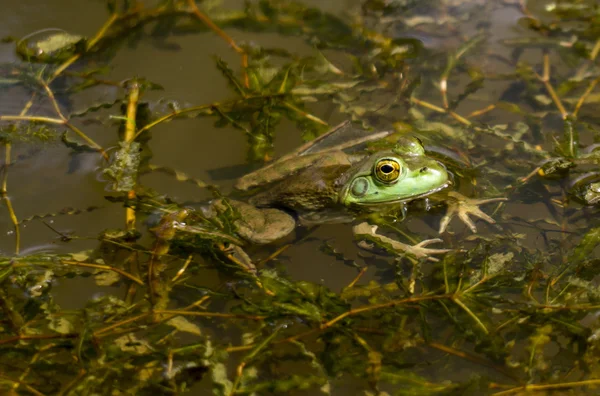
[338, 137, 451, 206]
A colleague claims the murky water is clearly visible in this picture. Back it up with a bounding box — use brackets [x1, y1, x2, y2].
[0, 0, 371, 289]
[2, 0, 600, 394]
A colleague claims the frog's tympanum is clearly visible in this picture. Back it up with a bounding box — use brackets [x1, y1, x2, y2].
[206, 122, 505, 261]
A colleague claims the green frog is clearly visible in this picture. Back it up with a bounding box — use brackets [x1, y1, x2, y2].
[16, 30, 86, 63]
[206, 121, 505, 261]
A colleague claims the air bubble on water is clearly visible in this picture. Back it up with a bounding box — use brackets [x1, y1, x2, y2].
[424, 198, 431, 211]
[6, 230, 13, 235]
[92, 292, 106, 300]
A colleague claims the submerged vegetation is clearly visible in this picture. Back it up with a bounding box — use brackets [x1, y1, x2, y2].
[2, 0, 600, 394]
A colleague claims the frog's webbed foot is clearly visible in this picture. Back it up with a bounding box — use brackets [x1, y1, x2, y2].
[439, 191, 507, 234]
[209, 199, 296, 244]
[353, 222, 451, 262]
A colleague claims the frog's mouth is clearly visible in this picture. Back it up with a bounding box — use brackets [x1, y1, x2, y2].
[339, 162, 454, 207]
[343, 180, 453, 207]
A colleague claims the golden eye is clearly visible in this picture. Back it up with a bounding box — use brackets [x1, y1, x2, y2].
[374, 159, 401, 183]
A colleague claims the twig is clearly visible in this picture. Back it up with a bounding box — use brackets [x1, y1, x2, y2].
[134, 93, 328, 139]
[467, 104, 496, 118]
[39, 78, 108, 159]
[443, 260, 450, 294]
[154, 310, 266, 320]
[428, 342, 519, 381]
[124, 81, 140, 231]
[57, 368, 87, 396]
[324, 294, 451, 328]
[0, 178, 20, 255]
[226, 293, 453, 353]
[257, 243, 293, 266]
[93, 312, 152, 337]
[0, 373, 46, 396]
[50, 13, 119, 81]
[229, 328, 281, 395]
[0, 333, 78, 345]
[347, 267, 368, 288]
[0, 97, 38, 255]
[186, 0, 249, 88]
[14, 343, 57, 393]
[410, 97, 471, 126]
[96, 296, 212, 338]
[125, 252, 140, 305]
[492, 379, 600, 395]
[590, 38, 600, 62]
[448, 111, 471, 126]
[171, 255, 193, 282]
[60, 260, 144, 285]
[283, 101, 329, 126]
[535, 52, 568, 119]
[452, 296, 489, 334]
[573, 76, 600, 117]
[0, 115, 64, 124]
[411, 97, 446, 113]
[134, 103, 213, 139]
[440, 78, 449, 109]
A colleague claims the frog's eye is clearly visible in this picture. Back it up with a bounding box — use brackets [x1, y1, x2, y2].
[374, 158, 401, 183]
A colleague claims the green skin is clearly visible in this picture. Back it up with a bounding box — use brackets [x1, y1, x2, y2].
[227, 136, 451, 244]
[339, 143, 450, 207]
[17, 32, 85, 63]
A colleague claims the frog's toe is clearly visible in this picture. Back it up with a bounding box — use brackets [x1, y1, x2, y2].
[458, 210, 479, 233]
[464, 206, 495, 224]
[438, 208, 456, 234]
[411, 239, 452, 262]
[415, 238, 443, 247]
[439, 192, 507, 234]
[470, 196, 509, 205]
[353, 222, 450, 262]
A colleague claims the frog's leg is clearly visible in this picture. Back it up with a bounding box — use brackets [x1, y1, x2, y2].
[438, 191, 507, 234]
[210, 200, 296, 244]
[353, 222, 451, 262]
[217, 243, 257, 274]
[204, 200, 295, 273]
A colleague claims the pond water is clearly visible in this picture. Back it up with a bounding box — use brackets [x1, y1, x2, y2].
[1, 0, 600, 395]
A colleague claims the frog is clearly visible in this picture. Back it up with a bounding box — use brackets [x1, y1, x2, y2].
[16, 30, 86, 63]
[205, 121, 506, 261]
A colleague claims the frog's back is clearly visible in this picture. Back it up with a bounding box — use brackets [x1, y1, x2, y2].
[249, 163, 351, 212]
